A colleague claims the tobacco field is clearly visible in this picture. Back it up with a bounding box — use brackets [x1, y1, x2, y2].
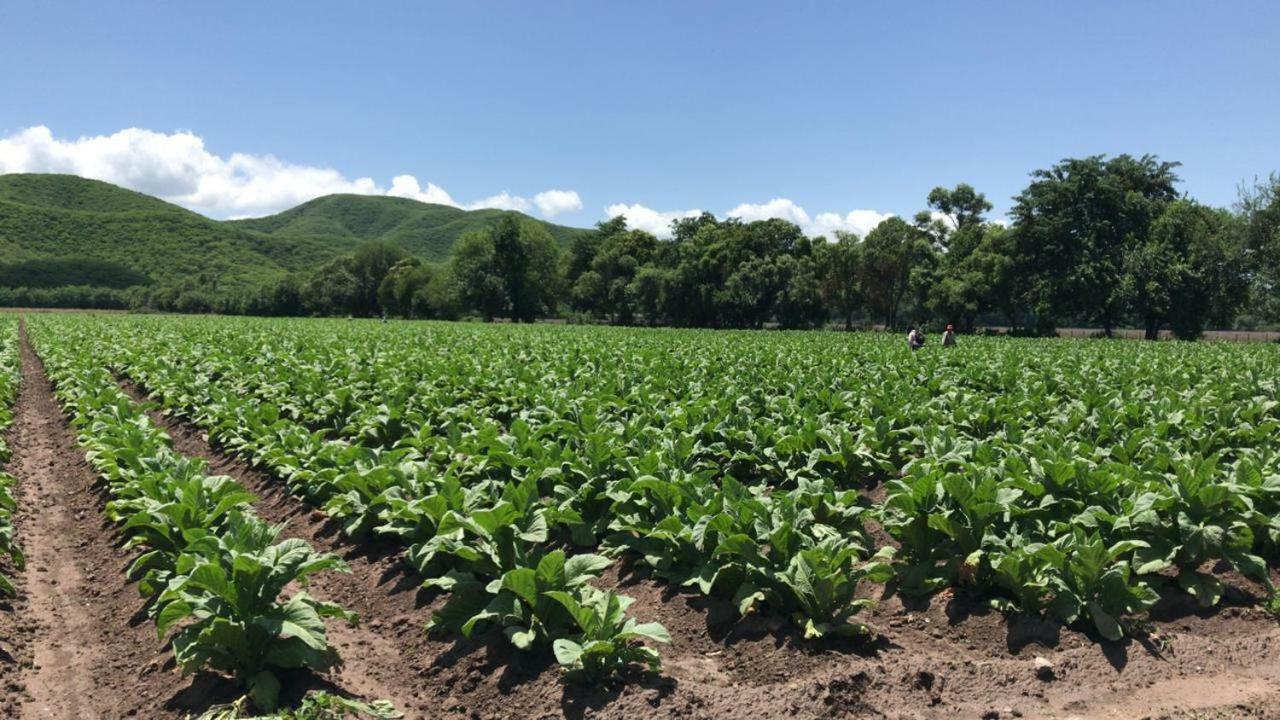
[1, 312, 1280, 719]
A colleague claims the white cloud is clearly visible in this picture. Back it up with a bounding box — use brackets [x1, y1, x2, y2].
[612, 196, 893, 240]
[726, 198, 812, 226]
[387, 174, 456, 206]
[812, 209, 896, 238]
[0, 125, 582, 220]
[729, 198, 894, 238]
[533, 189, 583, 218]
[604, 203, 703, 238]
[465, 192, 531, 213]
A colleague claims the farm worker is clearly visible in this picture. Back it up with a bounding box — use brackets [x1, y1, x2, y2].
[906, 326, 924, 351]
[943, 324, 956, 347]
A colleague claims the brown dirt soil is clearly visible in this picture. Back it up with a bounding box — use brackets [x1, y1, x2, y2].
[120, 376, 1280, 720]
[2, 329, 246, 719]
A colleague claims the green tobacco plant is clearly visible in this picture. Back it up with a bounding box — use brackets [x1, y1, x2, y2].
[777, 541, 895, 638]
[881, 464, 1020, 594]
[29, 332, 358, 710]
[548, 586, 670, 681]
[414, 477, 560, 584]
[116, 468, 257, 597]
[993, 531, 1159, 641]
[156, 516, 356, 711]
[1129, 455, 1271, 606]
[428, 549, 611, 648]
[0, 472, 24, 596]
[0, 317, 22, 596]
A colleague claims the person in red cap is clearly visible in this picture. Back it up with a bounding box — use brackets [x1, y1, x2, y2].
[942, 324, 957, 347]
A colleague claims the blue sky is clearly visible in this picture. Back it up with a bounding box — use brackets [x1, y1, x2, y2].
[1, 1, 1277, 235]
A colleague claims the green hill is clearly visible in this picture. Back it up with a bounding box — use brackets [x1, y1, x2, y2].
[0, 172, 198, 214]
[0, 174, 592, 296]
[229, 194, 589, 262]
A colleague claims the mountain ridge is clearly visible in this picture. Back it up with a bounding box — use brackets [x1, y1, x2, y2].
[0, 173, 592, 293]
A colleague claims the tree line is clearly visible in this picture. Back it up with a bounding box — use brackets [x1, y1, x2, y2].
[130, 154, 1279, 339]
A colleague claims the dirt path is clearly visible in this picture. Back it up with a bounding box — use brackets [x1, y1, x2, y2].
[3, 329, 212, 719]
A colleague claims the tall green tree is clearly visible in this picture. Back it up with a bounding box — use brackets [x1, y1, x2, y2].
[815, 231, 863, 330]
[722, 256, 787, 328]
[376, 258, 428, 317]
[630, 265, 673, 326]
[451, 230, 506, 321]
[774, 255, 825, 329]
[452, 215, 561, 322]
[571, 225, 658, 323]
[1122, 200, 1248, 339]
[1237, 174, 1280, 324]
[1010, 154, 1180, 334]
[350, 240, 409, 315]
[928, 184, 992, 235]
[915, 184, 996, 331]
[915, 183, 993, 254]
[301, 257, 360, 316]
[965, 225, 1023, 331]
[860, 217, 932, 329]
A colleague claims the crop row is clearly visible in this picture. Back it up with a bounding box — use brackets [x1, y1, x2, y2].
[0, 317, 23, 595]
[97, 319, 901, 641]
[27, 324, 359, 712]
[30, 318, 674, 686]
[36, 314, 1280, 645]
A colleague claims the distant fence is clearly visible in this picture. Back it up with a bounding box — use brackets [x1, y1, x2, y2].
[837, 323, 1280, 342]
[0, 306, 128, 314]
[992, 326, 1280, 343]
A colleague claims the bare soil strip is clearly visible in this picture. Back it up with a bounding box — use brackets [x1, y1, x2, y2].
[3, 329, 224, 719]
[121, 377, 1280, 720]
[0, 548, 30, 719]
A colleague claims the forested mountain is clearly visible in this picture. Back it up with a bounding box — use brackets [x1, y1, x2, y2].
[0, 174, 589, 305]
[230, 194, 589, 262]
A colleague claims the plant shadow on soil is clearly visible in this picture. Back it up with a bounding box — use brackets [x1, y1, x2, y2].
[882, 565, 1277, 674]
[304, 513, 443, 608]
[423, 628, 679, 720]
[163, 669, 351, 716]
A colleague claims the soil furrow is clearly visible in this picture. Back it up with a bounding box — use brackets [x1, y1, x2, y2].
[8, 328, 211, 719]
